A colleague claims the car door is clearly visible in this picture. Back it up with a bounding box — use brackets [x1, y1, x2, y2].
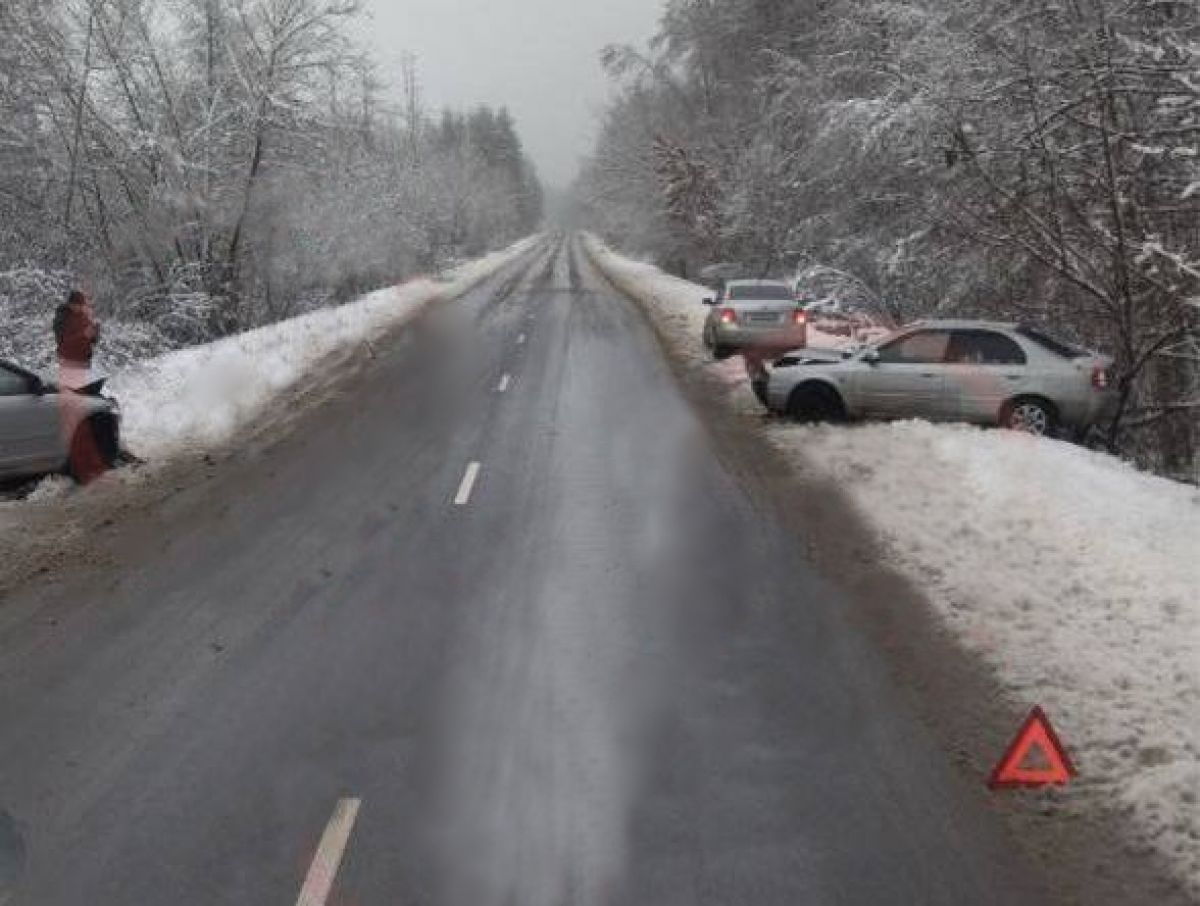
[856, 329, 952, 419]
[943, 330, 1029, 423]
[0, 365, 63, 476]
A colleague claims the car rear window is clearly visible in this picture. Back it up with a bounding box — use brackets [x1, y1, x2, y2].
[1017, 325, 1089, 359]
[728, 284, 794, 301]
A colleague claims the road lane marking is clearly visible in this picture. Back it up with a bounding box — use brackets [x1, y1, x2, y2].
[517, 333, 527, 345]
[454, 462, 482, 506]
[295, 798, 361, 906]
[498, 374, 511, 393]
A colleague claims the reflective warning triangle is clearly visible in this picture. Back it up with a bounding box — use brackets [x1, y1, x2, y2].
[988, 706, 1076, 789]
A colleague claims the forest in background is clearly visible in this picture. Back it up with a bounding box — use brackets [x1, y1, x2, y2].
[576, 0, 1199, 480]
[0, 0, 542, 372]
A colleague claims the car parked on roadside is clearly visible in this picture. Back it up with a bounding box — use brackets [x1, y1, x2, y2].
[702, 279, 807, 360]
[0, 360, 121, 482]
[760, 321, 1117, 438]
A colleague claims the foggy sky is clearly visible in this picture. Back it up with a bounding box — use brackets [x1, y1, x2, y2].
[359, 0, 665, 189]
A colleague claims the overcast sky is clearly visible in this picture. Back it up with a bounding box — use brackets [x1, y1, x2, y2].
[359, 0, 665, 189]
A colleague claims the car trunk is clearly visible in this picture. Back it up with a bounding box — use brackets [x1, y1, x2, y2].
[734, 300, 797, 329]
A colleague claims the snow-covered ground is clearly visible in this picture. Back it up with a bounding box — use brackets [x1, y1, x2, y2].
[583, 234, 1200, 898]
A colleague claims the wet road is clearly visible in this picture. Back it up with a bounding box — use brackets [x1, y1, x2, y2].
[0, 236, 1047, 904]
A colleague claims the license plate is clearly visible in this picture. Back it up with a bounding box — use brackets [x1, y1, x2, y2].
[746, 312, 781, 324]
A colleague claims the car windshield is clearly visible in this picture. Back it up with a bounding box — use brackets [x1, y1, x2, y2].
[728, 284, 793, 301]
[862, 328, 905, 353]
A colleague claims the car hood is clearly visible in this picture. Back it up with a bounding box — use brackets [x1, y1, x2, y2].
[49, 376, 108, 396]
[774, 348, 853, 368]
[71, 377, 108, 396]
[796, 351, 847, 364]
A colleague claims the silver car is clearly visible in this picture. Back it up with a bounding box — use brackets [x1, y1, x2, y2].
[0, 360, 121, 482]
[762, 321, 1117, 437]
[702, 279, 808, 360]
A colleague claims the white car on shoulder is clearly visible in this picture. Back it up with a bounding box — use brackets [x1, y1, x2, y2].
[761, 321, 1117, 438]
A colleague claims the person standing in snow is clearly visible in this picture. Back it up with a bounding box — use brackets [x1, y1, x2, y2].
[52, 288, 128, 478]
[53, 290, 99, 387]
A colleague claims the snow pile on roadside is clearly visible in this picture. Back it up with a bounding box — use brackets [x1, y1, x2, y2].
[109, 237, 536, 460]
[773, 421, 1200, 894]
[583, 235, 1200, 897]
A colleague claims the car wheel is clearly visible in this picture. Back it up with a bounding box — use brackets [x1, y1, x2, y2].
[712, 345, 735, 361]
[1002, 398, 1055, 437]
[787, 384, 845, 424]
[68, 415, 119, 484]
[751, 379, 769, 407]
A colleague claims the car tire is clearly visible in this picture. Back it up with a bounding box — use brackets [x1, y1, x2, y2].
[787, 384, 846, 424]
[68, 415, 119, 485]
[712, 345, 735, 361]
[1001, 397, 1056, 437]
[751, 379, 769, 408]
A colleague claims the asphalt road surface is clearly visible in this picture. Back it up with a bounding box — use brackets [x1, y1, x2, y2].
[0, 236, 1050, 905]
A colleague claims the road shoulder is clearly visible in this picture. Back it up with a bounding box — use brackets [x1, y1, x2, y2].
[579, 235, 1195, 906]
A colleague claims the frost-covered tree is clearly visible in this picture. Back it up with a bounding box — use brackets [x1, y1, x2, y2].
[0, 0, 543, 356]
[577, 0, 1198, 478]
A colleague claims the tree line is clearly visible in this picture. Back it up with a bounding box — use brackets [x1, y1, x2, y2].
[0, 0, 542, 363]
[576, 0, 1198, 480]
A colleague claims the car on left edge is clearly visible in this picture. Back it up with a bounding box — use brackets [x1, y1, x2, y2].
[0, 359, 121, 483]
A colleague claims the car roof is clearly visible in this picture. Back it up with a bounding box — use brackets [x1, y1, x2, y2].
[905, 319, 1020, 330]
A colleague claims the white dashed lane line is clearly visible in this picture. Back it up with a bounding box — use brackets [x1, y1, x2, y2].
[497, 374, 512, 393]
[295, 798, 361, 906]
[517, 333, 527, 346]
[454, 462, 482, 507]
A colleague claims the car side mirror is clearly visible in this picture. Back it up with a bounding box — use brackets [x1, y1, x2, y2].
[26, 375, 47, 395]
[702, 297, 715, 306]
[863, 349, 881, 365]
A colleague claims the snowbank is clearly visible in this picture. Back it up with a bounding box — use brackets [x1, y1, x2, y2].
[774, 422, 1200, 893]
[583, 234, 1200, 897]
[109, 237, 536, 460]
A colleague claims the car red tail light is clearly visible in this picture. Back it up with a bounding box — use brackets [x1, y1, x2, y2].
[793, 310, 808, 325]
[719, 308, 737, 325]
[1092, 365, 1110, 390]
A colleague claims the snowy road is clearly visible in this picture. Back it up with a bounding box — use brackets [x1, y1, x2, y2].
[0, 237, 1050, 905]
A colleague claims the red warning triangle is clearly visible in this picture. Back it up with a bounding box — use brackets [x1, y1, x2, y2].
[988, 706, 1076, 789]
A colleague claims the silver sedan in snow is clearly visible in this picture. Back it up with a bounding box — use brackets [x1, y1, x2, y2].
[761, 321, 1118, 437]
[702, 279, 808, 360]
[0, 360, 121, 482]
